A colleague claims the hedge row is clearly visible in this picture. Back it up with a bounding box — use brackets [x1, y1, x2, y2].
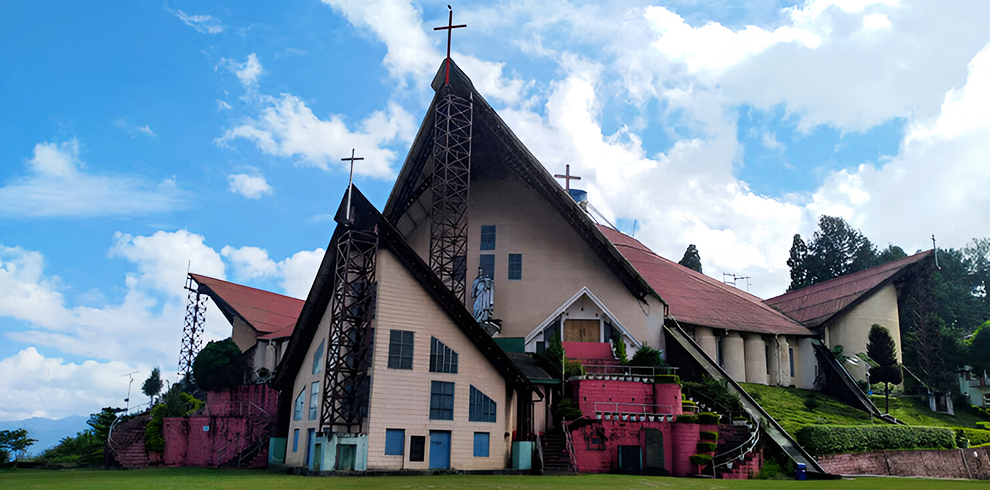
[697, 441, 717, 453]
[957, 427, 990, 446]
[700, 430, 719, 441]
[795, 425, 956, 456]
[697, 412, 720, 425]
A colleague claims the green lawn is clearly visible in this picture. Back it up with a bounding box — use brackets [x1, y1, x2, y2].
[739, 383, 990, 436]
[2, 468, 990, 490]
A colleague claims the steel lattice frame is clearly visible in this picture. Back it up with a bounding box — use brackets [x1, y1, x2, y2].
[430, 87, 473, 303]
[178, 275, 207, 380]
[320, 227, 378, 434]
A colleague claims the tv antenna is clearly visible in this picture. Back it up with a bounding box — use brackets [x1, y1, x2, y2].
[723, 273, 751, 292]
[121, 371, 139, 412]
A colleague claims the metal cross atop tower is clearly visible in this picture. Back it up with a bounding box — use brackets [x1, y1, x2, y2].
[342, 149, 364, 221]
[434, 5, 466, 85]
[554, 164, 582, 192]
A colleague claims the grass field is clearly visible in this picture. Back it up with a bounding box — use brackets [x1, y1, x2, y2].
[3, 468, 990, 490]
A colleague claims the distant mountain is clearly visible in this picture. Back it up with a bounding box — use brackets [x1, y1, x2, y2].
[0, 416, 90, 455]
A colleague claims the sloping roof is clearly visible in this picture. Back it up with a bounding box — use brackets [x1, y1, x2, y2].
[598, 226, 815, 336]
[274, 185, 534, 394]
[764, 250, 933, 329]
[382, 59, 662, 306]
[189, 273, 303, 339]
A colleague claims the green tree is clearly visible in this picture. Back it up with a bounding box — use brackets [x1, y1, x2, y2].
[786, 234, 811, 291]
[969, 321, 990, 375]
[192, 338, 248, 392]
[678, 244, 703, 273]
[142, 367, 163, 405]
[875, 244, 908, 265]
[806, 215, 877, 282]
[629, 345, 666, 369]
[0, 428, 36, 466]
[867, 324, 902, 413]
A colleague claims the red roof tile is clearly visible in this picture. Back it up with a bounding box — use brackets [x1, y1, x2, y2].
[764, 250, 933, 328]
[190, 273, 304, 339]
[598, 226, 814, 336]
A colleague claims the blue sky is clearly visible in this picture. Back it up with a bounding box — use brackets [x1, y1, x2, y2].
[2, 0, 990, 422]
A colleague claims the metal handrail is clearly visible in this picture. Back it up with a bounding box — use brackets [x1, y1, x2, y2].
[580, 365, 678, 376]
[534, 433, 544, 474]
[714, 420, 760, 469]
[591, 401, 679, 416]
[105, 403, 150, 466]
[562, 423, 578, 472]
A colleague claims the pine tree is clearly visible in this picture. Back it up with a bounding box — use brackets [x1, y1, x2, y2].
[786, 234, 810, 291]
[142, 367, 163, 404]
[867, 324, 902, 414]
[678, 244, 703, 273]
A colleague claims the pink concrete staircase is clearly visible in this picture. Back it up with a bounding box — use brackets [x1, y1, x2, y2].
[714, 423, 762, 479]
[107, 412, 156, 469]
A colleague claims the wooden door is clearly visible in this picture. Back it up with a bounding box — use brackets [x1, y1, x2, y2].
[564, 319, 600, 342]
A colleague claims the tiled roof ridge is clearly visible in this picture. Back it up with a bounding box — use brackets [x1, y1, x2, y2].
[765, 250, 932, 304]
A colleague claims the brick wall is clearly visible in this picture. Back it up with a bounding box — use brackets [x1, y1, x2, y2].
[818, 447, 990, 479]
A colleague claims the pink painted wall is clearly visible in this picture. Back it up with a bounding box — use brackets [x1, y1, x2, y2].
[670, 422, 701, 477]
[563, 342, 618, 364]
[572, 379, 682, 416]
[570, 420, 674, 473]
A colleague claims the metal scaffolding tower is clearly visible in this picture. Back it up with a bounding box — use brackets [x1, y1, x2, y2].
[178, 274, 207, 380]
[320, 224, 378, 434]
[429, 87, 473, 303]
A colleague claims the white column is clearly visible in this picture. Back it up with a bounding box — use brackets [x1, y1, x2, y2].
[767, 337, 779, 386]
[744, 333, 768, 385]
[778, 336, 791, 386]
[694, 326, 717, 362]
[798, 337, 816, 390]
[723, 331, 746, 383]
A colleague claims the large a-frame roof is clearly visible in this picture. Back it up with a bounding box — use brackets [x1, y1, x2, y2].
[382, 59, 663, 306]
[598, 226, 814, 336]
[190, 273, 304, 340]
[765, 250, 933, 329]
[273, 185, 534, 393]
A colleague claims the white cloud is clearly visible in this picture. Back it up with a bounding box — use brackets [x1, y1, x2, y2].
[278, 249, 325, 300]
[226, 53, 263, 89]
[114, 119, 157, 138]
[217, 96, 414, 179]
[217, 100, 233, 110]
[0, 140, 186, 218]
[109, 230, 225, 296]
[166, 6, 225, 34]
[221, 246, 278, 281]
[228, 172, 273, 199]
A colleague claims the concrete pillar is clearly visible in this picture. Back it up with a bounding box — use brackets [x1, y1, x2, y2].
[767, 337, 779, 386]
[744, 333, 768, 385]
[694, 326, 717, 362]
[778, 336, 791, 386]
[722, 331, 746, 383]
[797, 337, 816, 390]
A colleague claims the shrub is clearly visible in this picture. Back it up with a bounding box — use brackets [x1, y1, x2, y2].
[976, 421, 990, 431]
[696, 441, 717, 453]
[555, 397, 583, 422]
[675, 414, 698, 424]
[795, 425, 956, 455]
[682, 376, 743, 415]
[629, 345, 666, 369]
[700, 430, 718, 441]
[655, 374, 680, 384]
[957, 428, 990, 446]
[193, 338, 248, 391]
[697, 412, 720, 425]
[689, 454, 713, 465]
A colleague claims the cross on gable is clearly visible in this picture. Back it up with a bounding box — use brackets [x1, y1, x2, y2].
[433, 5, 467, 86]
[554, 164, 582, 192]
[342, 148, 364, 221]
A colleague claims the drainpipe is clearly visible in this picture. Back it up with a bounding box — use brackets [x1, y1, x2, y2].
[774, 335, 782, 387]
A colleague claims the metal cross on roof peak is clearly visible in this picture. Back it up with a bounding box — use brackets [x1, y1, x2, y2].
[342, 149, 364, 221]
[554, 164, 581, 192]
[434, 5, 467, 86]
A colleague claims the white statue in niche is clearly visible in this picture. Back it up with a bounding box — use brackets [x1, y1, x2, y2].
[471, 267, 494, 322]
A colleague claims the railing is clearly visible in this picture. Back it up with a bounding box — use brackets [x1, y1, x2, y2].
[714, 420, 761, 472]
[562, 423, 578, 472]
[590, 402, 679, 421]
[534, 433, 544, 474]
[579, 365, 678, 378]
[105, 403, 151, 468]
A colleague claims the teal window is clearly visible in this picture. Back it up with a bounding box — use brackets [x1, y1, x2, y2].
[430, 381, 455, 420]
[385, 429, 404, 455]
[308, 381, 319, 420]
[480, 225, 496, 250]
[469, 385, 497, 422]
[292, 429, 300, 452]
[474, 432, 490, 457]
[789, 348, 795, 378]
[293, 390, 305, 421]
[388, 330, 414, 369]
[430, 337, 459, 373]
[312, 340, 325, 375]
[508, 254, 522, 280]
[479, 254, 495, 279]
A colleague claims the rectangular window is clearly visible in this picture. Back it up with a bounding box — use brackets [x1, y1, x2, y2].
[479, 254, 495, 279]
[508, 254, 522, 280]
[312, 340, 325, 375]
[480, 225, 496, 251]
[469, 385, 497, 423]
[309, 381, 319, 420]
[474, 432, 490, 457]
[388, 330, 414, 369]
[292, 428, 300, 452]
[430, 381, 455, 420]
[409, 436, 426, 462]
[294, 389, 305, 421]
[716, 336, 724, 367]
[430, 336, 459, 373]
[385, 429, 405, 456]
[789, 348, 795, 378]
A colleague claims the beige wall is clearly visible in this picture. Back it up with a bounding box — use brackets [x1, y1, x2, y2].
[365, 249, 512, 471]
[231, 316, 257, 352]
[826, 283, 901, 382]
[284, 305, 334, 468]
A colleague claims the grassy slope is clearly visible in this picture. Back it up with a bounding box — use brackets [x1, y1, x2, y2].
[740, 383, 990, 437]
[3, 468, 990, 490]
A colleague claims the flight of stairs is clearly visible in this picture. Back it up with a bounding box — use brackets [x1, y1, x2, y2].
[107, 412, 156, 469]
[715, 423, 762, 479]
[540, 431, 573, 473]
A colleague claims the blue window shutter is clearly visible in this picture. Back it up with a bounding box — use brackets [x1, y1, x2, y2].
[474, 432, 490, 457]
[385, 429, 405, 455]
